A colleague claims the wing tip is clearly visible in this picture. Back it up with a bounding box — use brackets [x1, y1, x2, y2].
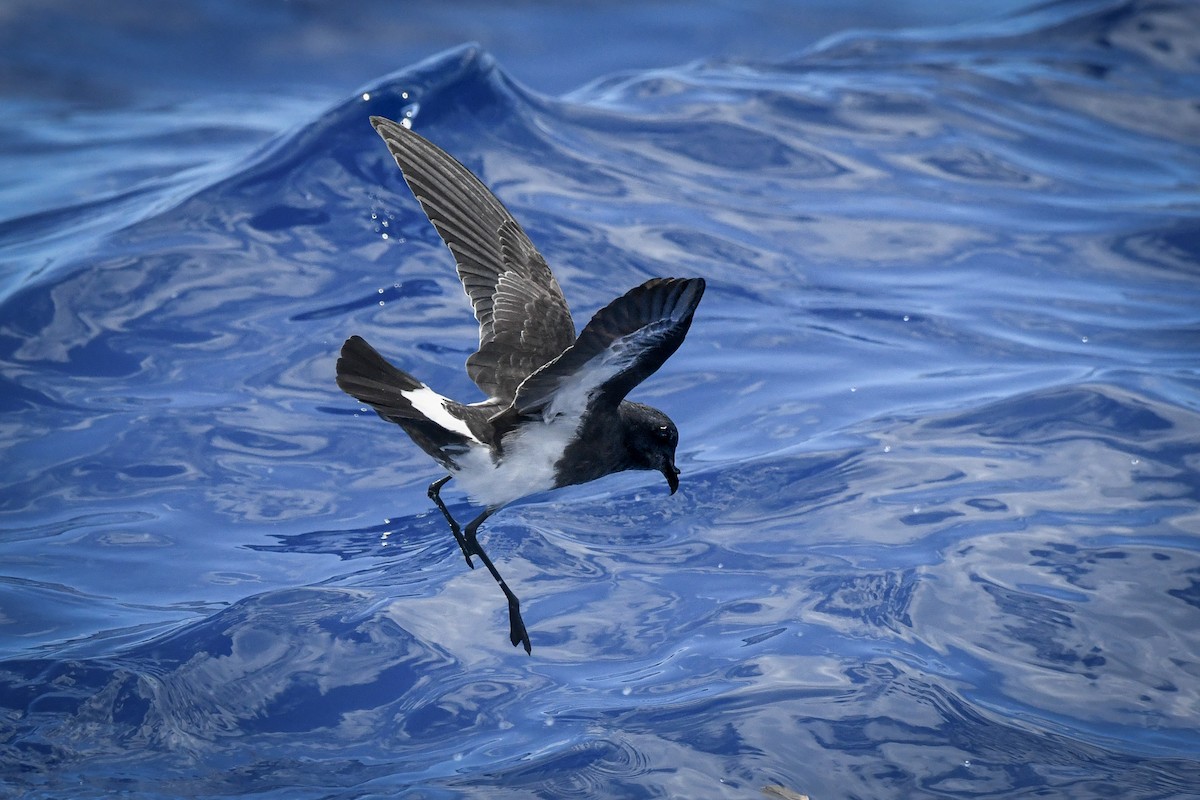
[369, 115, 397, 133]
[639, 276, 706, 321]
[370, 115, 417, 149]
[674, 276, 706, 311]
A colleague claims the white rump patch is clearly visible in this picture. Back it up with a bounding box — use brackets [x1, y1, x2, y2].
[403, 385, 478, 442]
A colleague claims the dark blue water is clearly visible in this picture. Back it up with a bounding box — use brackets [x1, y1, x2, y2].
[3, 1, 1200, 797]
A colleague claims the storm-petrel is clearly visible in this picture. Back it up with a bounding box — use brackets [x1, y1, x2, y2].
[336, 116, 705, 653]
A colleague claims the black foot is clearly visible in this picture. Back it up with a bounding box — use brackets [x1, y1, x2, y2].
[459, 507, 528, 653]
[508, 598, 531, 655]
[456, 542, 476, 570]
[427, 476, 475, 569]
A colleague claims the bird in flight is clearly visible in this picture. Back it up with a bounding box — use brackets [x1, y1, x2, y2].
[337, 116, 705, 653]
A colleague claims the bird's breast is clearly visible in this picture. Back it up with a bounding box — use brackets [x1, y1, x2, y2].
[450, 416, 580, 508]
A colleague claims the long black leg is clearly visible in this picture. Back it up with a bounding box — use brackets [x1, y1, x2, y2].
[464, 509, 531, 654]
[427, 475, 474, 569]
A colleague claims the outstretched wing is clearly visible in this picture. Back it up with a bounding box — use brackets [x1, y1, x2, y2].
[507, 278, 705, 421]
[370, 116, 575, 402]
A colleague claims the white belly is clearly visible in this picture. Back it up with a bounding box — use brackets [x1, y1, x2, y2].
[450, 416, 578, 508]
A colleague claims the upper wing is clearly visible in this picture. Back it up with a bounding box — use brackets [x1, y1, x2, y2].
[370, 116, 575, 401]
[506, 277, 705, 421]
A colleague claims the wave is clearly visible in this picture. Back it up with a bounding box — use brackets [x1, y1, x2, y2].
[2, 1, 1198, 797]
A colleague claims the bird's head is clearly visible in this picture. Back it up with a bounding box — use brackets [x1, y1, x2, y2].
[623, 402, 681, 494]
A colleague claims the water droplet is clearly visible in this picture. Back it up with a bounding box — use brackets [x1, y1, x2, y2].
[1131, 458, 1140, 465]
[381, 233, 389, 240]
[902, 315, 910, 322]
[361, 92, 371, 101]
[622, 687, 632, 696]
[377, 288, 385, 294]
[849, 387, 857, 393]
[401, 91, 409, 99]
[883, 445, 892, 453]
[1081, 336, 1089, 343]
[378, 300, 385, 306]
[963, 759, 971, 767]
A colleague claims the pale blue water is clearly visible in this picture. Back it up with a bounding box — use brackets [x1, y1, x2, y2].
[3, 1, 1200, 798]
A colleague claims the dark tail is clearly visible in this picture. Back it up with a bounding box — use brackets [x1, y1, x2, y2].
[336, 335, 426, 419]
[336, 335, 471, 465]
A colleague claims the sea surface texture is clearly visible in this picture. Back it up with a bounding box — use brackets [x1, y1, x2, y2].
[2, 1, 1199, 798]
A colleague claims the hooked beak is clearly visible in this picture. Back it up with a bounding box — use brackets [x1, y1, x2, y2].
[662, 463, 680, 495]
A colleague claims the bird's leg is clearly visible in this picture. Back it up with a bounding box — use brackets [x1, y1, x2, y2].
[427, 475, 474, 569]
[464, 509, 531, 654]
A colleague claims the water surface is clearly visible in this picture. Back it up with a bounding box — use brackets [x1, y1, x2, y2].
[2, 1, 1199, 797]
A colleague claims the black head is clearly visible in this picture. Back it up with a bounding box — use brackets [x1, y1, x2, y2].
[621, 402, 681, 494]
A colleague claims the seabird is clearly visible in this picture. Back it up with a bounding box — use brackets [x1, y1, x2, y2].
[336, 116, 705, 653]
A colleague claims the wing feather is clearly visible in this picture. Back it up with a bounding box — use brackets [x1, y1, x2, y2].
[507, 277, 705, 421]
[370, 116, 575, 401]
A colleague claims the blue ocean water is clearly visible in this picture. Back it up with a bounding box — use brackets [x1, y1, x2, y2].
[3, 0, 1200, 797]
